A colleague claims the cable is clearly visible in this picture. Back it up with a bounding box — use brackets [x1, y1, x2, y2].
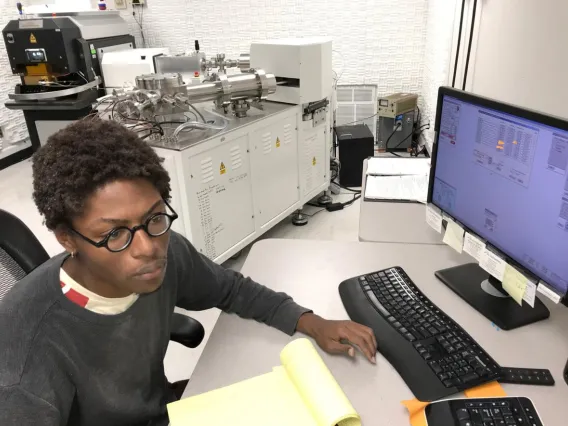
[392, 124, 430, 150]
[332, 49, 345, 83]
[384, 122, 402, 152]
[338, 184, 361, 194]
[388, 123, 431, 157]
[462, 0, 478, 91]
[338, 112, 379, 127]
[452, 0, 466, 88]
[186, 101, 206, 123]
[303, 208, 327, 217]
[341, 193, 361, 207]
[133, 7, 146, 48]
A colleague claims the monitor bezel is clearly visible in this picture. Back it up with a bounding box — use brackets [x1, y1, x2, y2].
[427, 86, 568, 302]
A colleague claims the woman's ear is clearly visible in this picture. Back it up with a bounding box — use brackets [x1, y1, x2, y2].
[54, 226, 77, 255]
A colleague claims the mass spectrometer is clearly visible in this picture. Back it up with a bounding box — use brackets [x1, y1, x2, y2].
[1, 11, 134, 168]
[96, 38, 332, 262]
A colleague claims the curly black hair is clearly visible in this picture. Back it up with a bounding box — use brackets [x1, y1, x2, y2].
[32, 119, 171, 230]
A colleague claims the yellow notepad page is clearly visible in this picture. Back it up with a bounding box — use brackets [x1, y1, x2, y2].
[167, 366, 314, 426]
[167, 338, 360, 426]
[281, 339, 360, 426]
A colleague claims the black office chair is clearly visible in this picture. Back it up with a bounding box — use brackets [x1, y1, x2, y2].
[0, 209, 205, 348]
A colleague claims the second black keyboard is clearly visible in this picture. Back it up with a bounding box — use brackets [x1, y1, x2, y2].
[339, 266, 501, 401]
[426, 397, 544, 426]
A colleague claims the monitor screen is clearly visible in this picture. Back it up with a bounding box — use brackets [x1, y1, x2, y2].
[431, 93, 568, 296]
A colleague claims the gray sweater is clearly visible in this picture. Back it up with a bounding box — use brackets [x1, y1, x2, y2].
[0, 232, 310, 426]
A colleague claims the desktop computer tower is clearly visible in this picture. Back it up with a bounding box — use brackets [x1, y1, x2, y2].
[336, 124, 374, 187]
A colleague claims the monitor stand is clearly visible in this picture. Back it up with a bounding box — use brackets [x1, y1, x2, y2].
[435, 263, 550, 330]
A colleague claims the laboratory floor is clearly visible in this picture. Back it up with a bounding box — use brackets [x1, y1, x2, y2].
[0, 159, 361, 382]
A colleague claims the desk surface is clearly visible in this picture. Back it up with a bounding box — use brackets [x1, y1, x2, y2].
[359, 158, 443, 245]
[183, 239, 568, 425]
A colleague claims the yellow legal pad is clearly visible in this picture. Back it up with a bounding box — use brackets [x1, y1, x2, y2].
[167, 338, 361, 426]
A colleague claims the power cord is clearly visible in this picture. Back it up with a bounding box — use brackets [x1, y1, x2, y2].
[384, 122, 402, 153]
[326, 193, 361, 212]
[132, 6, 146, 48]
[339, 112, 379, 127]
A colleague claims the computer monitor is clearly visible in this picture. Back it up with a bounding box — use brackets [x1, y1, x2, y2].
[428, 87, 568, 330]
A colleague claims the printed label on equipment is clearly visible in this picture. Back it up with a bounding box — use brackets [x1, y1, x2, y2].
[19, 20, 43, 29]
[536, 281, 562, 304]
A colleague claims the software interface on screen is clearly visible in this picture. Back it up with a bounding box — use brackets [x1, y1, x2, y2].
[432, 95, 568, 295]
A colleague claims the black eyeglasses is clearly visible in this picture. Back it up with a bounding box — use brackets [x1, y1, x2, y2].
[69, 199, 178, 253]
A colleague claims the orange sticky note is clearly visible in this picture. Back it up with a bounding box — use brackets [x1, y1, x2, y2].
[402, 399, 429, 426]
[464, 381, 507, 398]
[498, 140, 504, 145]
[513, 141, 518, 145]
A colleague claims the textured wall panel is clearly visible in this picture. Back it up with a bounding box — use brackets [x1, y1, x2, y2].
[0, 2, 31, 151]
[119, 0, 429, 96]
[419, 0, 457, 152]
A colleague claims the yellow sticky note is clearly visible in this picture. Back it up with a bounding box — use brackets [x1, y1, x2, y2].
[402, 399, 429, 426]
[502, 265, 528, 306]
[465, 381, 507, 398]
[443, 219, 465, 253]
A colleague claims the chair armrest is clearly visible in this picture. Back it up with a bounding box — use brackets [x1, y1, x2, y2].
[170, 312, 205, 348]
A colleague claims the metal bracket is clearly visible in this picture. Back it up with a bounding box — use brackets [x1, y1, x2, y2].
[8, 77, 102, 101]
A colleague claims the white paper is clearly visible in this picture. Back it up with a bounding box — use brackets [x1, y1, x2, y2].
[364, 174, 429, 203]
[536, 281, 562, 304]
[426, 204, 442, 233]
[479, 248, 506, 281]
[523, 280, 537, 308]
[463, 233, 485, 262]
[366, 157, 430, 176]
[443, 219, 465, 253]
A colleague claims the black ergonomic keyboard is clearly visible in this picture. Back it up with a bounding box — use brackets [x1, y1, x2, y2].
[339, 266, 501, 401]
[425, 397, 544, 426]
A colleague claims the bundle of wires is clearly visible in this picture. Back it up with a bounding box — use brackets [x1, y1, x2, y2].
[81, 98, 185, 141]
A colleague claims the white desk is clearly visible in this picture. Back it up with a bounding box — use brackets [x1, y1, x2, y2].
[182, 239, 568, 425]
[359, 158, 443, 245]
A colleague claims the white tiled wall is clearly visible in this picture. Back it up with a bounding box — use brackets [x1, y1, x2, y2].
[120, 0, 429, 96]
[419, 0, 458, 152]
[0, 2, 31, 153]
[0, 0, 456, 155]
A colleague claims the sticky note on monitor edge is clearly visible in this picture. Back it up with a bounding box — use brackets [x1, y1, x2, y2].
[502, 265, 528, 306]
[442, 219, 465, 253]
